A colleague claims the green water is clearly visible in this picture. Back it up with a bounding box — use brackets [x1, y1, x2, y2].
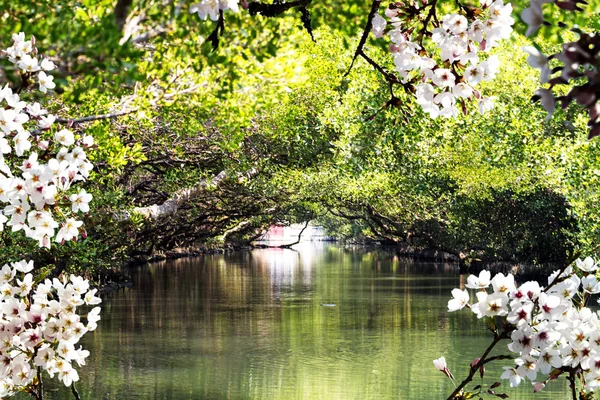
[41, 244, 569, 399]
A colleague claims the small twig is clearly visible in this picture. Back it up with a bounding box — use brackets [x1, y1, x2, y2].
[358, 50, 391, 79]
[423, 0, 440, 28]
[543, 242, 600, 294]
[454, 0, 470, 17]
[342, 1, 420, 117]
[417, 0, 439, 46]
[447, 329, 512, 399]
[248, 0, 311, 17]
[482, 354, 512, 365]
[56, 109, 137, 125]
[344, 0, 382, 78]
[30, 109, 137, 136]
[71, 382, 81, 400]
[206, 10, 225, 51]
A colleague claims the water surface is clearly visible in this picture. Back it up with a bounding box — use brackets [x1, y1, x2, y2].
[42, 244, 569, 399]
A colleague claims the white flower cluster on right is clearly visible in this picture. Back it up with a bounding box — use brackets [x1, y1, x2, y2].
[448, 256, 600, 393]
[0, 260, 101, 397]
[0, 33, 94, 248]
[520, 0, 600, 138]
[372, 0, 514, 118]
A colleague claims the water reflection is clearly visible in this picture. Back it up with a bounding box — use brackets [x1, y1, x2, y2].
[34, 244, 568, 399]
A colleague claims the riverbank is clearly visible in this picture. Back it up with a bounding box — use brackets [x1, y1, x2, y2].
[120, 240, 564, 287]
[392, 242, 562, 280]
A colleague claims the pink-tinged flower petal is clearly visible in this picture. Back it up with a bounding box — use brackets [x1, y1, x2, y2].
[533, 382, 545, 393]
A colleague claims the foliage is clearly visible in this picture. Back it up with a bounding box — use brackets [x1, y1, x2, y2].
[1, 0, 599, 272]
[3, 1, 600, 399]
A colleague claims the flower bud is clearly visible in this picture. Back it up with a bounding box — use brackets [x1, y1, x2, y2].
[433, 357, 454, 380]
[533, 382, 545, 393]
[434, 357, 447, 372]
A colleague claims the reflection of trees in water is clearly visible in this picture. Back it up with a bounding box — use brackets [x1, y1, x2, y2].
[111, 247, 480, 340]
[68, 245, 569, 399]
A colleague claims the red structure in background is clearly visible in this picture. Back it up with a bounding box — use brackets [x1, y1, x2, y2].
[269, 225, 284, 239]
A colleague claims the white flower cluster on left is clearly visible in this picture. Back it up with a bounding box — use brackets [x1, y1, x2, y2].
[0, 31, 102, 399]
[372, 0, 514, 118]
[0, 33, 94, 248]
[0, 260, 101, 397]
[447, 257, 600, 393]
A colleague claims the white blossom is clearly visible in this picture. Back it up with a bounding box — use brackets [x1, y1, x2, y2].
[448, 288, 470, 311]
[37, 72, 55, 93]
[372, 14, 387, 38]
[448, 258, 600, 394]
[576, 257, 597, 273]
[466, 270, 491, 289]
[521, 3, 544, 37]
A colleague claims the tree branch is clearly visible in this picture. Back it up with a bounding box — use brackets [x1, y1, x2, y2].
[542, 242, 600, 294]
[207, 10, 226, 51]
[122, 169, 259, 221]
[328, 208, 363, 220]
[254, 220, 310, 248]
[447, 329, 512, 399]
[56, 109, 137, 125]
[344, 0, 382, 78]
[569, 369, 577, 400]
[279, 220, 309, 248]
[417, 0, 440, 46]
[30, 109, 137, 137]
[342, 0, 418, 118]
[71, 383, 81, 400]
[37, 366, 43, 400]
[482, 354, 512, 365]
[248, 0, 312, 17]
[219, 219, 254, 242]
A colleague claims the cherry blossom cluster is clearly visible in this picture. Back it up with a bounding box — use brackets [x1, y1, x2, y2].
[3, 33, 56, 94]
[189, 0, 242, 21]
[445, 256, 600, 395]
[0, 32, 103, 399]
[372, 0, 514, 118]
[521, 0, 586, 38]
[0, 260, 101, 397]
[0, 33, 94, 248]
[521, 1, 600, 139]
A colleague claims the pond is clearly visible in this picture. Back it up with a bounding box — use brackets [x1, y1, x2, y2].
[39, 243, 569, 399]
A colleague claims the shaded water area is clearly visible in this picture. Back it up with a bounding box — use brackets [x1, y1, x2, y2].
[40, 244, 569, 399]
